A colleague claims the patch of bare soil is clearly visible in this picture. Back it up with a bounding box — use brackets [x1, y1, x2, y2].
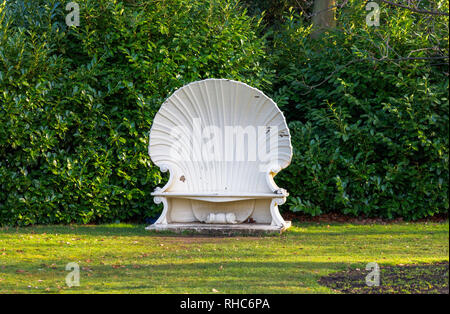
[318, 262, 449, 294]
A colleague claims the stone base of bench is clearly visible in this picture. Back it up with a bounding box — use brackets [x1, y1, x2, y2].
[145, 221, 291, 235]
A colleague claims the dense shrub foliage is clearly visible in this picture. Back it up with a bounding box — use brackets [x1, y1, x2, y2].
[271, 1, 449, 219]
[0, 0, 448, 225]
[0, 0, 268, 225]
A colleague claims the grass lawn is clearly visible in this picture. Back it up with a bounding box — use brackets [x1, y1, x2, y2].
[0, 221, 448, 294]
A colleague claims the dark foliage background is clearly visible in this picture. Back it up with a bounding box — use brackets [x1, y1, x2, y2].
[0, 0, 448, 225]
[269, 1, 449, 220]
[0, 0, 269, 225]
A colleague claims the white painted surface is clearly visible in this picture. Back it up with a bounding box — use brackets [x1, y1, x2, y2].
[205, 213, 237, 224]
[147, 79, 292, 230]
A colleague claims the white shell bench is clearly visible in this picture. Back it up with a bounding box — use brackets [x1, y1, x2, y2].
[145, 79, 292, 234]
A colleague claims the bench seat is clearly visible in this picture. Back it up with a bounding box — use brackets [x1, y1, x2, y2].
[151, 191, 288, 202]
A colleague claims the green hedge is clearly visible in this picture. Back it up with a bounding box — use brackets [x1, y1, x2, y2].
[0, 0, 269, 225]
[270, 1, 449, 219]
[0, 0, 448, 225]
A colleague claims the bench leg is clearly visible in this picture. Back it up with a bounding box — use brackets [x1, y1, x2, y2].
[270, 197, 288, 227]
[152, 196, 168, 225]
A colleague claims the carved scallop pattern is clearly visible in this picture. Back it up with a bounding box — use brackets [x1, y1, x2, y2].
[149, 79, 292, 193]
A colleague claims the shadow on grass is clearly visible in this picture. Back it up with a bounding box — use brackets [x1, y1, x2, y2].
[0, 261, 351, 293]
[287, 222, 449, 237]
[0, 221, 448, 238]
[287, 229, 449, 237]
[0, 224, 280, 238]
[0, 224, 157, 237]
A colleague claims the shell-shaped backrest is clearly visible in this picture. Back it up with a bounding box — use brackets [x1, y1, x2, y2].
[149, 79, 292, 193]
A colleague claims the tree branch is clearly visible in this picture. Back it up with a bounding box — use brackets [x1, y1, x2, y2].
[379, 0, 449, 16]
